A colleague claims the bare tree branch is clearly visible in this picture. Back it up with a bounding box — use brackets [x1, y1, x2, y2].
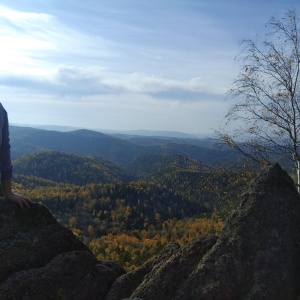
[218, 9, 300, 189]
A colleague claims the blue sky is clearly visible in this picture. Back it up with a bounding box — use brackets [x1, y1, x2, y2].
[0, 0, 299, 134]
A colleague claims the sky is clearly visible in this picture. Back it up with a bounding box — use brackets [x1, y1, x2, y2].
[0, 0, 299, 134]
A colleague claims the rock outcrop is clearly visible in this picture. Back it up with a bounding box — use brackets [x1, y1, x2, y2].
[0, 200, 125, 299]
[106, 235, 217, 300]
[107, 163, 300, 300]
[105, 242, 181, 300]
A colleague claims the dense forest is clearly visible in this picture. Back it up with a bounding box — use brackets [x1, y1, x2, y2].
[13, 151, 133, 185]
[11, 147, 252, 270]
[9, 127, 256, 270]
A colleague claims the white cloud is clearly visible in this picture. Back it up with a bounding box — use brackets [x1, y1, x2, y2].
[0, 65, 225, 102]
[0, 5, 119, 77]
[1, 0, 298, 133]
[0, 6, 51, 24]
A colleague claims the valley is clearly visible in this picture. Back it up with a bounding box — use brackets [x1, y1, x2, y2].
[10, 126, 253, 270]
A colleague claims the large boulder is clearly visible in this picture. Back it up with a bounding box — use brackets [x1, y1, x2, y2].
[111, 163, 300, 299]
[0, 200, 125, 299]
[173, 163, 300, 300]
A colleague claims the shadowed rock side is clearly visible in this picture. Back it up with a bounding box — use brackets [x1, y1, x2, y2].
[131, 235, 217, 300]
[109, 163, 300, 300]
[105, 242, 181, 300]
[0, 200, 125, 300]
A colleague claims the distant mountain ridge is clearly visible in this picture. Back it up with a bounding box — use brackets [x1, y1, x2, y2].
[10, 126, 147, 165]
[11, 124, 211, 138]
[10, 125, 241, 167]
[111, 129, 211, 139]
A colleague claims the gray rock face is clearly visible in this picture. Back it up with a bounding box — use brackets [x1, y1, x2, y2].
[0, 200, 125, 300]
[173, 163, 300, 300]
[130, 235, 217, 300]
[107, 163, 300, 300]
[106, 242, 181, 300]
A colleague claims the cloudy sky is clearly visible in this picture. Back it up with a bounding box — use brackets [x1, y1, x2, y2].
[0, 0, 299, 134]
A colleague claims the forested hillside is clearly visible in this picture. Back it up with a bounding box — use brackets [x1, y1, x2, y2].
[127, 153, 214, 180]
[13, 174, 227, 270]
[13, 151, 133, 185]
[12, 142, 252, 270]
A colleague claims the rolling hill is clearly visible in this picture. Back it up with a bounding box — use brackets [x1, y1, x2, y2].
[10, 126, 147, 165]
[127, 153, 215, 180]
[13, 151, 133, 185]
[10, 126, 242, 168]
